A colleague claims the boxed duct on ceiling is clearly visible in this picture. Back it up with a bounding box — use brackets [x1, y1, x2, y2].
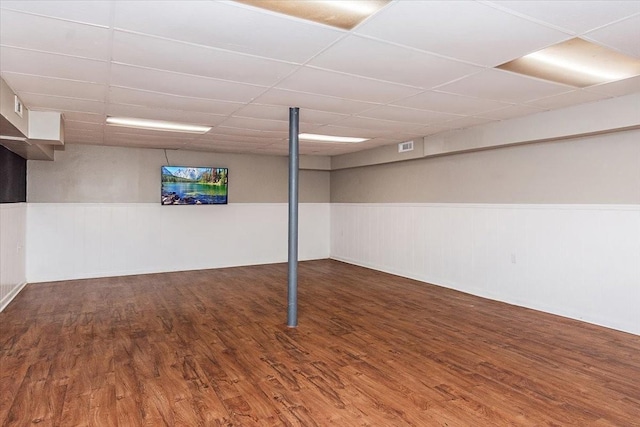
[0, 78, 63, 161]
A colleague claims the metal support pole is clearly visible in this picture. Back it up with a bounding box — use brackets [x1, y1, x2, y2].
[287, 107, 299, 327]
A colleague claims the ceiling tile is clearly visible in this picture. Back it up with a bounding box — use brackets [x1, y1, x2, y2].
[106, 103, 227, 127]
[108, 87, 242, 116]
[584, 15, 640, 58]
[487, 1, 640, 34]
[441, 116, 496, 130]
[355, 1, 570, 66]
[331, 116, 426, 133]
[586, 75, 640, 97]
[437, 69, 572, 103]
[64, 127, 104, 140]
[64, 121, 105, 132]
[299, 124, 375, 139]
[358, 105, 461, 125]
[104, 138, 189, 150]
[253, 88, 377, 115]
[525, 90, 612, 110]
[194, 133, 284, 145]
[392, 90, 510, 115]
[113, 0, 344, 63]
[276, 67, 421, 103]
[19, 93, 105, 114]
[0, 10, 111, 60]
[0, 46, 109, 83]
[210, 126, 288, 139]
[307, 35, 482, 89]
[219, 117, 289, 133]
[110, 64, 268, 103]
[112, 31, 298, 86]
[2, 72, 107, 101]
[232, 104, 349, 125]
[476, 104, 547, 120]
[1, 0, 636, 157]
[0, 0, 112, 27]
[104, 126, 198, 140]
[62, 111, 105, 123]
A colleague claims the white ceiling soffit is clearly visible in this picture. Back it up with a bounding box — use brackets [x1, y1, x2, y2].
[0, 0, 639, 157]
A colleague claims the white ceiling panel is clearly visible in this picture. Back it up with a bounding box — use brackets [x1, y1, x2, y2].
[64, 131, 104, 145]
[525, 90, 612, 110]
[586, 75, 640, 97]
[1, 0, 637, 157]
[0, 0, 112, 27]
[355, 1, 571, 66]
[2, 72, 107, 101]
[276, 67, 421, 103]
[187, 139, 272, 150]
[477, 104, 547, 120]
[108, 87, 242, 116]
[209, 126, 288, 139]
[232, 104, 349, 125]
[194, 133, 284, 145]
[392, 91, 510, 115]
[219, 117, 289, 133]
[488, 1, 640, 34]
[437, 69, 572, 103]
[104, 138, 189, 150]
[584, 15, 640, 57]
[0, 46, 109, 83]
[61, 111, 105, 124]
[307, 35, 482, 89]
[19, 93, 105, 114]
[64, 121, 105, 132]
[113, 1, 344, 63]
[0, 10, 111, 60]
[112, 31, 298, 86]
[253, 88, 377, 115]
[331, 116, 426, 133]
[106, 103, 227, 127]
[110, 64, 268, 102]
[358, 105, 461, 125]
[441, 116, 496, 130]
[302, 124, 377, 139]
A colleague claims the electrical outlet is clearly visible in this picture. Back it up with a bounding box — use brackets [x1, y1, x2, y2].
[511, 253, 516, 264]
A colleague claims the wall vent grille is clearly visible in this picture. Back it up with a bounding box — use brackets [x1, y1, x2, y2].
[398, 140, 414, 153]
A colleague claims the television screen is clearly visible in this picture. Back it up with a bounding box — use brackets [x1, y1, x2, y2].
[161, 166, 228, 205]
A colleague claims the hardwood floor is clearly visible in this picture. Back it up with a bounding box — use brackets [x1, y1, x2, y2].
[1, 259, 639, 426]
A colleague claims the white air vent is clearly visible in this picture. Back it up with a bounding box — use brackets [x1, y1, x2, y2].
[398, 140, 414, 153]
[14, 95, 23, 118]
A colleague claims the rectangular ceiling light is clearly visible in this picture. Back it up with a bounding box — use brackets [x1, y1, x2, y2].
[497, 38, 640, 88]
[299, 133, 368, 143]
[106, 117, 211, 134]
[235, 0, 390, 30]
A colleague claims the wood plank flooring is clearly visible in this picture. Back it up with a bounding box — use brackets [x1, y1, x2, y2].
[1, 259, 639, 426]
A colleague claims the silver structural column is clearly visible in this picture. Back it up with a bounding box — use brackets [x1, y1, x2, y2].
[287, 107, 300, 328]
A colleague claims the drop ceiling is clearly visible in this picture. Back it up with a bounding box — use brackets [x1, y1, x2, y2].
[1, 0, 639, 157]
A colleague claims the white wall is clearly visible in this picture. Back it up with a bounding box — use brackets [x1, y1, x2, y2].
[27, 202, 330, 282]
[0, 203, 27, 310]
[331, 203, 640, 335]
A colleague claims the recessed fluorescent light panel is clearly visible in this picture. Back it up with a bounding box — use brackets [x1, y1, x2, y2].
[106, 117, 211, 134]
[299, 133, 368, 143]
[497, 38, 640, 88]
[235, 0, 390, 30]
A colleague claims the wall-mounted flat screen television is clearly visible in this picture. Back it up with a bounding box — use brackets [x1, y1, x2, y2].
[161, 166, 228, 205]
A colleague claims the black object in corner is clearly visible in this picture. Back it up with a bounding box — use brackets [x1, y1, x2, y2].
[0, 145, 27, 203]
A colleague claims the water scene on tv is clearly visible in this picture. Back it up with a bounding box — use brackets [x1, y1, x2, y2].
[161, 166, 228, 205]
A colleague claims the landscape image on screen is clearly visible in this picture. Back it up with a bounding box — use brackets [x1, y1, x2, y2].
[161, 166, 228, 205]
